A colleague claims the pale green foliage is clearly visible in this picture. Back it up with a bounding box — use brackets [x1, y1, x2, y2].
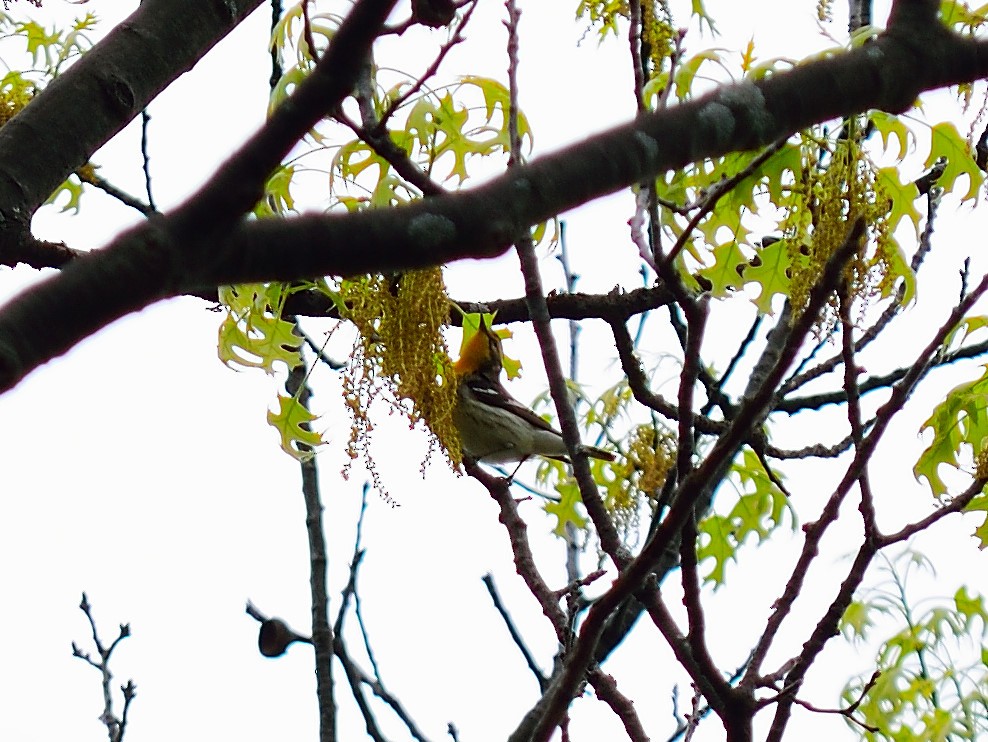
[697, 447, 794, 585]
[269, 1, 339, 83]
[0, 9, 98, 212]
[217, 282, 328, 460]
[546, 479, 589, 536]
[576, 0, 715, 41]
[925, 122, 985, 202]
[268, 6, 535, 204]
[842, 550, 988, 740]
[218, 283, 304, 374]
[575, 0, 628, 40]
[529, 381, 625, 537]
[939, 0, 988, 34]
[914, 360, 988, 499]
[15, 11, 95, 72]
[227, 4, 546, 470]
[268, 393, 324, 460]
[642, 33, 986, 322]
[329, 75, 533, 205]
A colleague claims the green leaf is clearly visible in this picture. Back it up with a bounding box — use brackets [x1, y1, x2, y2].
[574, 0, 627, 39]
[946, 315, 988, 349]
[696, 514, 734, 585]
[45, 175, 84, 214]
[691, 0, 717, 33]
[915, 365, 988, 496]
[459, 75, 532, 148]
[217, 284, 303, 374]
[267, 393, 324, 460]
[697, 448, 793, 585]
[940, 0, 988, 31]
[953, 586, 987, 631]
[882, 235, 918, 305]
[875, 166, 922, 236]
[697, 240, 747, 295]
[841, 599, 877, 641]
[673, 49, 730, 101]
[255, 164, 297, 216]
[744, 238, 792, 314]
[17, 20, 59, 68]
[870, 110, 915, 160]
[925, 121, 985, 202]
[966, 491, 988, 548]
[545, 480, 588, 536]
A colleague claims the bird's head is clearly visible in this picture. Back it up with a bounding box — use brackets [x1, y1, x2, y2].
[454, 316, 504, 380]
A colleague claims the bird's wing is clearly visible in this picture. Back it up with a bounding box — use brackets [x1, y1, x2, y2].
[461, 375, 563, 435]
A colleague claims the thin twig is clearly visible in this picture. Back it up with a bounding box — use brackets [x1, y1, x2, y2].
[82, 171, 155, 217]
[302, 0, 320, 62]
[466, 461, 568, 639]
[505, 0, 627, 572]
[71, 593, 136, 742]
[628, 0, 645, 113]
[482, 573, 549, 690]
[837, 285, 877, 534]
[300, 327, 346, 370]
[556, 221, 584, 584]
[140, 111, 156, 212]
[286, 357, 337, 742]
[377, 0, 479, 128]
[334, 639, 390, 742]
[664, 137, 789, 266]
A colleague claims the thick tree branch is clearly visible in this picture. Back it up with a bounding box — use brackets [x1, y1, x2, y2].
[0, 0, 264, 233]
[0, 0, 398, 392]
[3, 1, 988, 394]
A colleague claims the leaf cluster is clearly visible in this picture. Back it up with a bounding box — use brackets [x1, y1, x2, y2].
[843, 550, 988, 741]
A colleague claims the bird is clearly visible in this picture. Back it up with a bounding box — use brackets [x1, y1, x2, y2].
[452, 318, 615, 465]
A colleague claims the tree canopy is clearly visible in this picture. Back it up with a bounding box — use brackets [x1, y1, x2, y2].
[4, 0, 988, 741]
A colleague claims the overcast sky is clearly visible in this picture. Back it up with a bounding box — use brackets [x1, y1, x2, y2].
[3, 1, 987, 741]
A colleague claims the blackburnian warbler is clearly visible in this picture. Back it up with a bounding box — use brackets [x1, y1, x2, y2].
[453, 318, 615, 465]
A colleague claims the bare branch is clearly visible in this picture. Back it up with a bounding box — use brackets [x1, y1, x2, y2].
[483, 573, 548, 691]
[72, 593, 136, 742]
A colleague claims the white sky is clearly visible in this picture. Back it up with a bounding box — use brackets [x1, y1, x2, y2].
[2, 1, 988, 741]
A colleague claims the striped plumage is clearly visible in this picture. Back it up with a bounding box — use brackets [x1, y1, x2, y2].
[453, 320, 614, 465]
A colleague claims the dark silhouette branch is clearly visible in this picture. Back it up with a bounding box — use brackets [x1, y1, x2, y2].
[2, 0, 988, 393]
[465, 461, 569, 639]
[483, 573, 549, 692]
[588, 669, 650, 742]
[71, 593, 137, 742]
[520, 219, 866, 742]
[286, 359, 338, 742]
[0, 0, 399, 393]
[747, 269, 988, 734]
[0, 0, 264, 230]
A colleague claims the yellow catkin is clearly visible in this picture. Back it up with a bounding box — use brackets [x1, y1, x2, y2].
[976, 446, 988, 480]
[339, 268, 461, 485]
[605, 425, 676, 537]
[0, 79, 32, 127]
[641, 1, 676, 74]
[782, 134, 895, 332]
